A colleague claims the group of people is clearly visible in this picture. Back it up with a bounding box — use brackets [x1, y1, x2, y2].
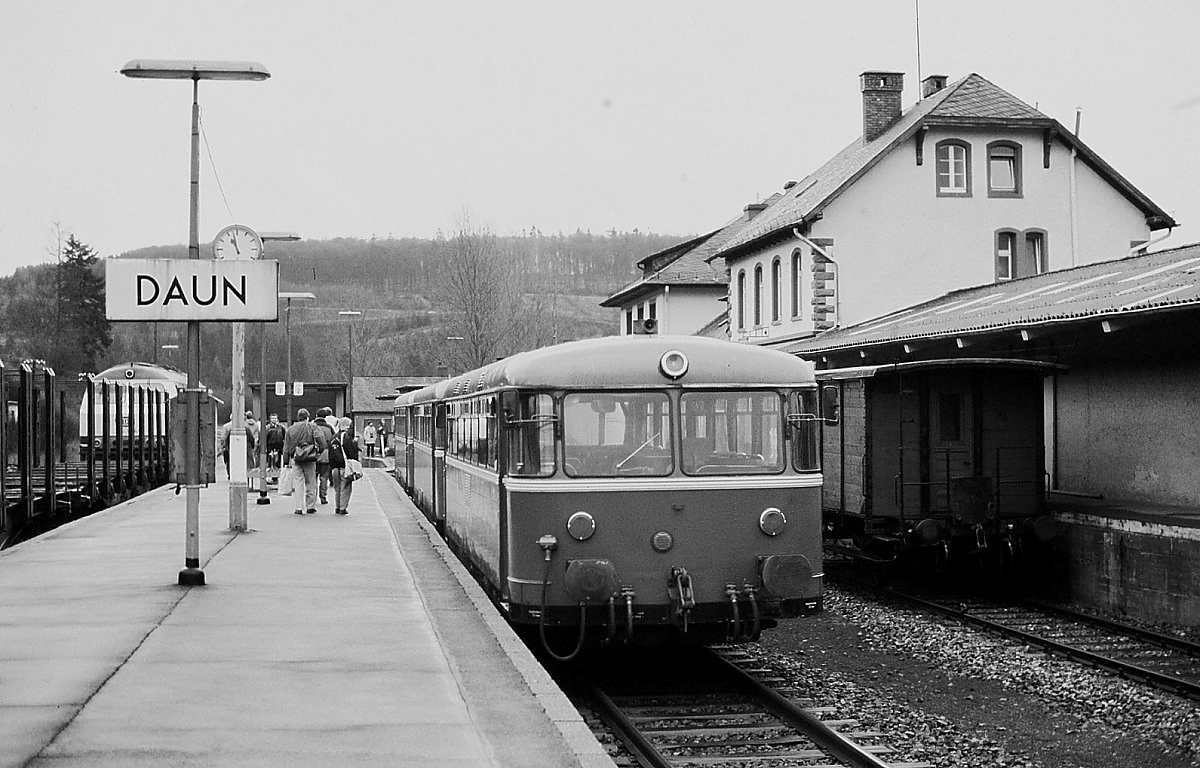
[361, 420, 388, 457]
[282, 406, 361, 516]
[220, 407, 361, 516]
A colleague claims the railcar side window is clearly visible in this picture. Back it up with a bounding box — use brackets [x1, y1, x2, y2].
[563, 392, 672, 476]
[505, 393, 555, 476]
[789, 389, 821, 472]
[681, 391, 784, 475]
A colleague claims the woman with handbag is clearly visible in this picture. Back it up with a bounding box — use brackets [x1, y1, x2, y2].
[282, 408, 327, 515]
[329, 417, 361, 516]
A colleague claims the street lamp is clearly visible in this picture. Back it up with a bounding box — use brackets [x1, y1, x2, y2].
[121, 59, 269, 587]
[338, 310, 362, 418]
[255, 234, 301, 506]
[280, 292, 316, 425]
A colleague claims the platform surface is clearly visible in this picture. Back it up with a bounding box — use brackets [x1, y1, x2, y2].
[0, 471, 615, 767]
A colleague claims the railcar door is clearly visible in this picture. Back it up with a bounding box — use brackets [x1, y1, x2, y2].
[433, 403, 447, 530]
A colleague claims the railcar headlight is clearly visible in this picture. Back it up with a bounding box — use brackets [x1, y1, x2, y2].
[758, 507, 787, 536]
[651, 531, 674, 552]
[659, 350, 689, 380]
[567, 511, 596, 541]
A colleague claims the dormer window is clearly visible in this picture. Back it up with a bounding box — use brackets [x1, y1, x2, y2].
[987, 141, 1022, 197]
[935, 140, 971, 197]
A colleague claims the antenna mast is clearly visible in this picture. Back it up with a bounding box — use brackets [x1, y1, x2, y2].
[914, 0, 923, 83]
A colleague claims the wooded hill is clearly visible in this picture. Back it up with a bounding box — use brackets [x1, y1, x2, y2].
[1, 229, 686, 409]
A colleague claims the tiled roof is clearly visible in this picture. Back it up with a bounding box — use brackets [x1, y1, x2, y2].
[352, 376, 442, 410]
[716, 74, 1173, 257]
[601, 194, 781, 307]
[782, 243, 1200, 355]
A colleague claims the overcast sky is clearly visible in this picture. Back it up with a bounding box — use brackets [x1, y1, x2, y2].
[2, 1, 1197, 275]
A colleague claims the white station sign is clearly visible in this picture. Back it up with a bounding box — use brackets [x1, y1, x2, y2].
[106, 259, 280, 321]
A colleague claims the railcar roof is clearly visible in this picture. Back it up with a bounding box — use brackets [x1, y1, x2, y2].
[396, 335, 815, 405]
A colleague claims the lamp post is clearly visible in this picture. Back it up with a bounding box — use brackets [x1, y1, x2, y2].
[280, 292, 316, 425]
[256, 234, 301, 506]
[121, 59, 269, 587]
[338, 310, 362, 419]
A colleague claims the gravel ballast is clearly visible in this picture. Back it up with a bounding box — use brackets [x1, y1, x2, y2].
[751, 583, 1200, 768]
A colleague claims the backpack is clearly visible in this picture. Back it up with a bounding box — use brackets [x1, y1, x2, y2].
[328, 432, 346, 469]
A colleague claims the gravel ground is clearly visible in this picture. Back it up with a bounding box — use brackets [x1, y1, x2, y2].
[751, 583, 1200, 767]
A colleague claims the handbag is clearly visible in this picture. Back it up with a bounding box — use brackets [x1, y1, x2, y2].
[346, 458, 363, 481]
[278, 465, 295, 496]
[293, 424, 319, 464]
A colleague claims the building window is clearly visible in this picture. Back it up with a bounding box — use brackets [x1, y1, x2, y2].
[987, 141, 1022, 197]
[770, 258, 781, 322]
[736, 270, 746, 329]
[648, 300, 656, 320]
[790, 249, 801, 319]
[996, 228, 1049, 281]
[1024, 230, 1048, 275]
[753, 265, 763, 326]
[935, 140, 971, 197]
[996, 230, 1016, 280]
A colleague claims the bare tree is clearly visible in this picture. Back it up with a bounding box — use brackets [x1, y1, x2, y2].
[434, 214, 536, 372]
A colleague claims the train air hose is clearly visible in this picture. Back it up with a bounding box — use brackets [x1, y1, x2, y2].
[537, 536, 588, 662]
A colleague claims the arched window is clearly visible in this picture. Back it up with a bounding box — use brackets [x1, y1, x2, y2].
[987, 141, 1022, 198]
[790, 249, 802, 319]
[753, 265, 763, 326]
[771, 258, 781, 322]
[935, 139, 971, 197]
[736, 270, 746, 329]
[995, 228, 1049, 280]
[995, 229, 1018, 280]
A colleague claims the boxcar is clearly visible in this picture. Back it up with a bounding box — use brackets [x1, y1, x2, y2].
[394, 335, 823, 654]
[819, 358, 1062, 572]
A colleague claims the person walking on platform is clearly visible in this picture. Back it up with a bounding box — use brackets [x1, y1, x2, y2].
[244, 411, 260, 469]
[283, 408, 326, 515]
[264, 413, 286, 474]
[314, 407, 337, 505]
[362, 421, 376, 458]
[219, 414, 256, 477]
[329, 417, 360, 515]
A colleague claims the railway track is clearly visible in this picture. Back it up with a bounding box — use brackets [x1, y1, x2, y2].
[846, 575, 1200, 700]
[562, 646, 929, 768]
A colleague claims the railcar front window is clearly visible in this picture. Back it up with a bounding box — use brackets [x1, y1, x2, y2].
[506, 393, 555, 476]
[563, 392, 672, 476]
[789, 389, 821, 472]
[680, 391, 783, 475]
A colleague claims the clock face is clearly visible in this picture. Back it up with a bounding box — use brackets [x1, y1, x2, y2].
[212, 225, 263, 260]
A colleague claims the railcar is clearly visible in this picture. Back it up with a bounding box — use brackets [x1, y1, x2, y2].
[394, 335, 823, 654]
[79, 362, 183, 457]
[818, 358, 1062, 573]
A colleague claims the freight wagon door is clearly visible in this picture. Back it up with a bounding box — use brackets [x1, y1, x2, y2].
[867, 376, 924, 521]
[929, 373, 976, 516]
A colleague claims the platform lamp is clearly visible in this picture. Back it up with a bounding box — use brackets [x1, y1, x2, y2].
[120, 59, 270, 587]
[255, 234, 301, 506]
[338, 310, 362, 421]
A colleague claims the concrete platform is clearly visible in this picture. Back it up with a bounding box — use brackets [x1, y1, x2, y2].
[0, 471, 615, 767]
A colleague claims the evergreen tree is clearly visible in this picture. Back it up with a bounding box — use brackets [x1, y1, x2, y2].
[56, 235, 112, 374]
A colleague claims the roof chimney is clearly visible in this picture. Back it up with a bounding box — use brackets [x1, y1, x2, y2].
[860, 70, 904, 143]
[744, 201, 768, 220]
[921, 74, 948, 99]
